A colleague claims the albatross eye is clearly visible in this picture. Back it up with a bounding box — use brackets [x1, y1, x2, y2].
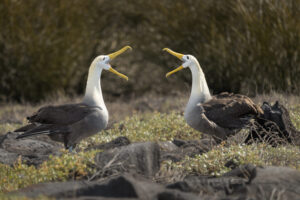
[103, 57, 105, 60]
[186, 56, 189, 60]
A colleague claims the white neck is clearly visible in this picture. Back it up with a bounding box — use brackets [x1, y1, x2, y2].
[82, 62, 107, 112]
[186, 61, 212, 108]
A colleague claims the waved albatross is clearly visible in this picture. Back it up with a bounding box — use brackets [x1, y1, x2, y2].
[163, 48, 263, 142]
[15, 46, 132, 150]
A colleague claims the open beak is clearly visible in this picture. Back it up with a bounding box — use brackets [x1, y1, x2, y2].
[108, 46, 132, 60]
[109, 67, 128, 81]
[163, 48, 185, 77]
[107, 46, 132, 81]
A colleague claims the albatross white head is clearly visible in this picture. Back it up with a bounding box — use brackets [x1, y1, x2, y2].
[163, 48, 212, 110]
[83, 46, 131, 109]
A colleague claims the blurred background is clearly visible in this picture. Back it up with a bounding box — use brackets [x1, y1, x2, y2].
[0, 0, 299, 103]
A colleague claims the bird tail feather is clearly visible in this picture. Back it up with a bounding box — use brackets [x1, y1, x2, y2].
[16, 124, 68, 139]
[16, 130, 50, 139]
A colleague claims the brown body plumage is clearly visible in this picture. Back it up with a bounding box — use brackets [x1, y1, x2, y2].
[202, 92, 263, 129]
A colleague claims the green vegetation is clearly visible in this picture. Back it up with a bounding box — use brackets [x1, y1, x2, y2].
[79, 111, 200, 149]
[0, 111, 201, 194]
[161, 143, 300, 177]
[1, 106, 299, 194]
[0, 150, 98, 193]
[291, 105, 300, 129]
[0, 0, 299, 102]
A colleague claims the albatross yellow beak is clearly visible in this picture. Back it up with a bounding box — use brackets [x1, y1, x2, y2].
[163, 48, 185, 77]
[108, 46, 132, 60]
[107, 46, 131, 81]
[166, 66, 184, 78]
[109, 67, 129, 81]
[163, 48, 184, 60]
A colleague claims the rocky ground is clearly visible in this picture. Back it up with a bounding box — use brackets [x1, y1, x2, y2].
[0, 94, 300, 199]
[1, 134, 300, 199]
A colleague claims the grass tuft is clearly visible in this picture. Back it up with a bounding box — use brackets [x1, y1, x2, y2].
[291, 105, 300, 130]
[160, 143, 300, 178]
[0, 150, 98, 193]
[79, 111, 200, 149]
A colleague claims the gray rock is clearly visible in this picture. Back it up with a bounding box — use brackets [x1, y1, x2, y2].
[9, 163, 300, 199]
[0, 134, 7, 147]
[13, 176, 139, 199]
[246, 166, 300, 199]
[173, 138, 217, 153]
[0, 131, 62, 166]
[95, 142, 160, 178]
[86, 136, 131, 151]
[168, 174, 246, 197]
[2, 132, 61, 154]
[158, 141, 178, 152]
[168, 165, 300, 199]
[157, 191, 204, 200]
[160, 138, 216, 162]
[3, 138, 60, 156]
[0, 148, 19, 165]
[12, 174, 200, 200]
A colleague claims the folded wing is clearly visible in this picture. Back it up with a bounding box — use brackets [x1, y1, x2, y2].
[15, 103, 102, 140]
[202, 92, 263, 129]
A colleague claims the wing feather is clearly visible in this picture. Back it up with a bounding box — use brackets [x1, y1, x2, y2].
[27, 103, 101, 125]
[16, 124, 69, 139]
[15, 103, 102, 140]
[202, 92, 263, 129]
